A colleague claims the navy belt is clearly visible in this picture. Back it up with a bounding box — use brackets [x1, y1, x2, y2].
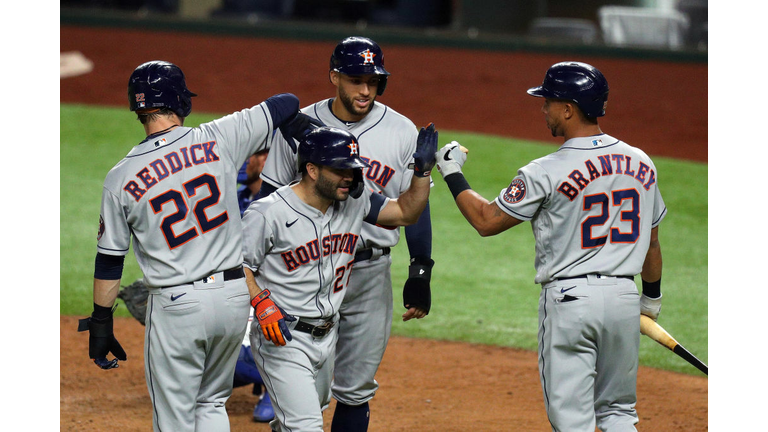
[556, 274, 634, 282]
[354, 247, 391, 263]
[294, 319, 334, 337]
[161, 266, 244, 289]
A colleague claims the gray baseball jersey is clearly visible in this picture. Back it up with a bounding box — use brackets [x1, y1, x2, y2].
[242, 184, 388, 431]
[493, 134, 667, 284]
[97, 104, 276, 287]
[261, 99, 419, 250]
[242, 184, 386, 317]
[97, 102, 277, 431]
[495, 133, 666, 431]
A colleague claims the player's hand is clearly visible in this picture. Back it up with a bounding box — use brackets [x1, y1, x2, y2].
[252, 289, 296, 346]
[640, 293, 662, 321]
[279, 112, 325, 153]
[435, 141, 468, 178]
[77, 307, 127, 370]
[412, 123, 438, 177]
[402, 256, 434, 321]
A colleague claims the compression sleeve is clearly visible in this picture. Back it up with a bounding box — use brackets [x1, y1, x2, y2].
[264, 93, 300, 129]
[94, 252, 125, 280]
[404, 201, 432, 259]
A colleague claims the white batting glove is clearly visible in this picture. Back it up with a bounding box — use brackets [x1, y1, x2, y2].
[640, 293, 662, 321]
[435, 141, 468, 178]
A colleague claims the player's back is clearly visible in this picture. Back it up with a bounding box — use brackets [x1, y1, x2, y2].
[99, 105, 275, 287]
[523, 134, 666, 283]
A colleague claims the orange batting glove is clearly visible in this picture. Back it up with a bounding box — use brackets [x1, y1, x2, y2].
[251, 289, 296, 346]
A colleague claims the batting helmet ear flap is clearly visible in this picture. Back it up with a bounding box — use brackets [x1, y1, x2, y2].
[350, 169, 365, 198]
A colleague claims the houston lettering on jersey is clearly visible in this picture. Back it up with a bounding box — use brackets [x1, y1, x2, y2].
[281, 233, 359, 272]
[557, 153, 657, 201]
[360, 156, 396, 188]
[123, 141, 220, 202]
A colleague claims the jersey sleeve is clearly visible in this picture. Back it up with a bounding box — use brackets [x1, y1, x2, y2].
[493, 162, 551, 221]
[260, 132, 298, 188]
[241, 206, 273, 272]
[649, 163, 668, 228]
[96, 187, 132, 256]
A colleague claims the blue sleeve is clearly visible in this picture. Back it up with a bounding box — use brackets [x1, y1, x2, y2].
[404, 201, 432, 259]
[94, 252, 125, 280]
[254, 181, 279, 201]
[364, 193, 388, 225]
[263, 93, 299, 129]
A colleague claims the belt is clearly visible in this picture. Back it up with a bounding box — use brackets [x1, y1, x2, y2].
[556, 274, 634, 282]
[354, 247, 391, 263]
[160, 266, 244, 289]
[294, 319, 335, 338]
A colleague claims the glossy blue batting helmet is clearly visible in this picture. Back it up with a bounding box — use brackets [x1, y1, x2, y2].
[298, 127, 370, 198]
[330, 36, 390, 96]
[128, 61, 197, 117]
[527, 61, 609, 118]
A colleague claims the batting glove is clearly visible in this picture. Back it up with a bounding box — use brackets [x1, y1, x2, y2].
[77, 304, 127, 370]
[640, 293, 662, 321]
[412, 123, 438, 177]
[279, 112, 325, 153]
[252, 289, 296, 346]
[403, 256, 434, 314]
[435, 141, 467, 178]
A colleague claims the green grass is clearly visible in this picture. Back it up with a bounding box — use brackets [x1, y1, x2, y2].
[61, 105, 707, 375]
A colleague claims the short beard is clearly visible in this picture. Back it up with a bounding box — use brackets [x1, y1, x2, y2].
[315, 171, 349, 201]
[338, 85, 374, 119]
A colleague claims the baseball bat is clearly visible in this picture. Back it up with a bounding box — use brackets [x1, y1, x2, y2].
[640, 314, 708, 376]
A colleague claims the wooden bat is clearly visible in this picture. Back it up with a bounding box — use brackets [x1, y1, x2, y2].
[640, 314, 708, 375]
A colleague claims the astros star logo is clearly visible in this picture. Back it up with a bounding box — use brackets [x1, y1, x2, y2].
[348, 140, 359, 156]
[359, 49, 376, 65]
[503, 178, 527, 204]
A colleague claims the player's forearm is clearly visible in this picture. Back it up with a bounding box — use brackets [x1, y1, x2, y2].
[244, 267, 265, 300]
[395, 176, 431, 225]
[454, 190, 505, 237]
[93, 278, 121, 309]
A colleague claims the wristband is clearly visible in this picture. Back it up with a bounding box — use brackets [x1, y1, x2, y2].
[641, 278, 661, 299]
[251, 289, 271, 308]
[444, 173, 472, 200]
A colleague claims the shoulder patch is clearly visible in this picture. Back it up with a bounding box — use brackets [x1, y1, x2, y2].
[503, 179, 526, 204]
[97, 215, 105, 241]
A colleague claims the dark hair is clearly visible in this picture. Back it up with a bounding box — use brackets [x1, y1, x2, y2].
[136, 107, 176, 125]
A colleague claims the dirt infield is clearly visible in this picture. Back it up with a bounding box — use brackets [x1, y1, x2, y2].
[60, 26, 707, 431]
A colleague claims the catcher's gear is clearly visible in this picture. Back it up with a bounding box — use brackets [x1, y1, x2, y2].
[436, 141, 468, 178]
[640, 293, 662, 321]
[279, 112, 325, 153]
[117, 279, 150, 326]
[403, 256, 434, 314]
[330, 36, 390, 96]
[128, 60, 197, 117]
[412, 123, 438, 178]
[298, 126, 370, 198]
[252, 289, 296, 346]
[77, 305, 127, 370]
[526, 61, 609, 118]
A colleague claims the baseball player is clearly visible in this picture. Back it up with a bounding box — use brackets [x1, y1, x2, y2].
[434, 62, 666, 432]
[242, 125, 437, 432]
[77, 60, 319, 431]
[257, 36, 434, 431]
[234, 148, 276, 422]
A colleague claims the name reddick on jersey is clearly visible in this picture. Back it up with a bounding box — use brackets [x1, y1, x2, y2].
[123, 140, 221, 202]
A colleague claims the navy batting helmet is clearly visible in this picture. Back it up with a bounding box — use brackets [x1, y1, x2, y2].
[527, 61, 609, 118]
[298, 127, 370, 198]
[330, 36, 390, 96]
[128, 61, 197, 118]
